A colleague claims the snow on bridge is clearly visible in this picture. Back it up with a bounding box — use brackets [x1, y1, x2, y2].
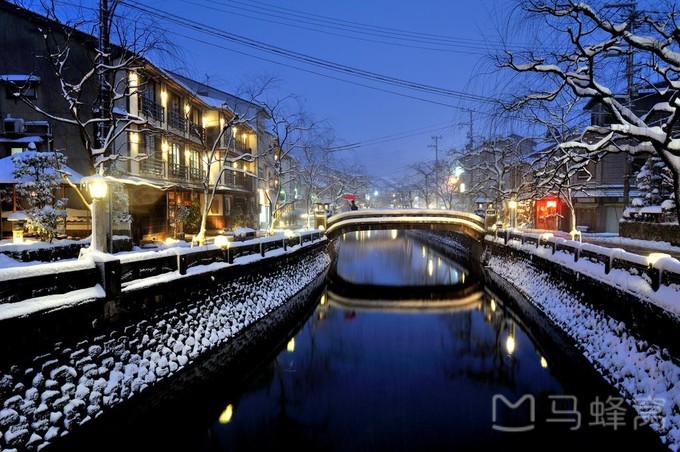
[324, 209, 485, 240]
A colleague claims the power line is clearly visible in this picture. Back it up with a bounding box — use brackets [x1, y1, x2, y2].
[179, 0, 513, 54]
[119, 0, 498, 104]
[329, 121, 454, 151]
[230, 0, 533, 51]
[168, 30, 479, 109]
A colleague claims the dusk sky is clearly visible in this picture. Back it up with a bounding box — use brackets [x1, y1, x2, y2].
[123, 0, 522, 180]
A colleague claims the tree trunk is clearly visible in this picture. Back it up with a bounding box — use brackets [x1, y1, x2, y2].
[674, 172, 680, 225]
[195, 193, 210, 245]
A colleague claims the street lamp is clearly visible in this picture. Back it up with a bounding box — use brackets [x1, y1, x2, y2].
[507, 199, 517, 229]
[83, 175, 109, 253]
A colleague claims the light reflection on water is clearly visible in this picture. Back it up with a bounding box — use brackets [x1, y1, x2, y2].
[335, 230, 466, 285]
[203, 232, 661, 451]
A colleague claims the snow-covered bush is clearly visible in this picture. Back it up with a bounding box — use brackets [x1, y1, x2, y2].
[12, 149, 68, 242]
[110, 182, 131, 230]
[634, 156, 673, 208]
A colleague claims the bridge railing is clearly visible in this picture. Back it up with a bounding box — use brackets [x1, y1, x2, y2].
[488, 228, 680, 292]
[325, 209, 485, 238]
[0, 231, 324, 307]
[327, 208, 484, 227]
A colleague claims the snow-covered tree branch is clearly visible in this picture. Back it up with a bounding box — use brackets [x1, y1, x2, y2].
[499, 0, 680, 222]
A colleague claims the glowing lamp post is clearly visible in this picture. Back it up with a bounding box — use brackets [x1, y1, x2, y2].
[83, 175, 109, 253]
[507, 199, 518, 229]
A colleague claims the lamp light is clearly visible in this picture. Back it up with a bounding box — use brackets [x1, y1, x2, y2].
[648, 252, 671, 267]
[214, 235, 230, 247]
[85, 175, 108, 199]
[81, 175, 109, 253]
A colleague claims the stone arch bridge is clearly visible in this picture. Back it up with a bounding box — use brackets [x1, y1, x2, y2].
[323, 209, 485, 241]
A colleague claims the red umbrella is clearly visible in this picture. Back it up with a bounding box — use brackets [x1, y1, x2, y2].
[342, 194, 356, 201]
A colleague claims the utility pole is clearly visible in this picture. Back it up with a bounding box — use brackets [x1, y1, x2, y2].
[96, 0, 112, 163]
[429, 135, 441, 208]
[604, 2, 637, 208]
[97, 0, 113, 252]
[459, 109, 475, 151]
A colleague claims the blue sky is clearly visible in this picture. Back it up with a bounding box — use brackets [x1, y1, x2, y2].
[35, 0, 524, 179]
[128, 0, 521, 180]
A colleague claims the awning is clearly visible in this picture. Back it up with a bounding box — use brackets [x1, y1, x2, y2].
[572, 185, 624, 198]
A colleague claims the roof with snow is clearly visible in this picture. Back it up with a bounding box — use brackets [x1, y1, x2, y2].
[0, 74, 40, 83]
[0, 155, 83, 184]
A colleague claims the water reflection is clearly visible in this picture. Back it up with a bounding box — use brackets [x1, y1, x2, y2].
[336, 230, 467, 286]
[201, 232, 662, 451]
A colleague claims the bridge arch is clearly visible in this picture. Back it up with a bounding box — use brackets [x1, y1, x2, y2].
[324, 209, 485, 241]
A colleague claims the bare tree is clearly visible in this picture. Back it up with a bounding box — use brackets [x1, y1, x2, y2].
[257, 93, 318, 229]
[388, 175, 418, 208]
[409, 161, 436, 208]
[176, 74, 289, 243]
[11, 1, 166, 174]
[296, 127, 365, 223]
[457, 135, 536, 223]
[435, 151, 467, 210]
[499, 0, 680, 222]
[525, 100, 597, 236]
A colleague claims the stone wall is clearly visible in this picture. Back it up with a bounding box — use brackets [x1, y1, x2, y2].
[0, 244, 330, 451]
[619, 220, 680, 246]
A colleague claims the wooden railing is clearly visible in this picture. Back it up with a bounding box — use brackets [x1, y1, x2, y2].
[139, 158, 166, 178]
[168, 111, 186, 132]
[138, 97, 165, 124]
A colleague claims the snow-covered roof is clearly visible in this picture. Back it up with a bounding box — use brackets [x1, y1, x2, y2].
[572, 185, 624, 198]
[639, 206, 663, 214]
[198, 94, 229, 109]
[0, 136, 44, 144]
[104, 174, 171, 190]
[0, 74, 40, 83]
[0, 155, 83, 184]
[7, 211, 28, 221]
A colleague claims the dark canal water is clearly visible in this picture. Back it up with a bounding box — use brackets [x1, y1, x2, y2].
[53, 230, 665, 451]
[198, 230, 663, 451]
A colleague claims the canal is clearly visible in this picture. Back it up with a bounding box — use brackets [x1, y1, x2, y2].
[52, 230, 665, 451]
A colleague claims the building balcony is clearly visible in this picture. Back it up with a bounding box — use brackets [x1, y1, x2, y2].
[169, 162, 188, 180]
[139, 158, 166, 178]
[189, 167, 205, 182]
[168, 111, 186, 133]
[189, 120, 205, 142]
[235, 138, 249, 153]
[138, 97, 165, 124]
[222, 172, 253, 191]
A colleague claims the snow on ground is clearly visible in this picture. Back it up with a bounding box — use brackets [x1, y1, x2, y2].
[0, 286, 105, 321]
[486, 252, 680, 450]
[0, 246, 331, 451]
[527, 229, 680, 255]
[418, 231, 680, 449]
[487, 234, 680, 319]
